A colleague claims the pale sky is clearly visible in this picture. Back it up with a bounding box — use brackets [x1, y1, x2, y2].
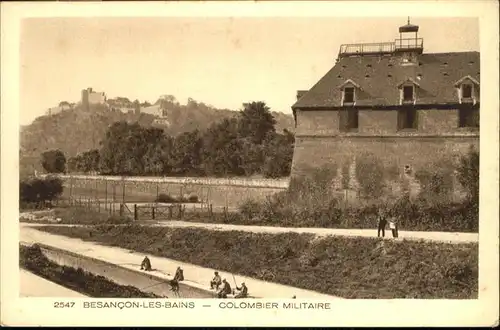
[20, 17, 479, 125]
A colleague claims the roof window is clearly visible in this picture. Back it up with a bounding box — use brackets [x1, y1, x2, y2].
[454, 75, 480, 105]
[343, 87, 355, 103]
[397, 78, 419, 105]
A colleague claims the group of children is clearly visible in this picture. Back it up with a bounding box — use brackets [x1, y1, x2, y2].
[376, 207, 399, 238]
[210, 271, 248, 299]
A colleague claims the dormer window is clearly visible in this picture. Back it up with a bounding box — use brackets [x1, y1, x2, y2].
[454, 75, 479, 105]
[403, 86, 414, 102]
[461, 84, 472, 99]
[398, 78, 419, 105]
[344, 87, 355, 103]
[338, 79, 360, 106]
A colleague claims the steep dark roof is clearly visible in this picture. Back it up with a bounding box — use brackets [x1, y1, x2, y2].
[292, 51, 480, 109]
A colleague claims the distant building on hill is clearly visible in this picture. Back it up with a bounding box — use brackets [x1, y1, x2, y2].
[45, 101, 74, 116]
[290, 19, 479, 201]
[81, 87, 107, 110]
[106, 97, 136, 114]
[140, 95, 170, 126]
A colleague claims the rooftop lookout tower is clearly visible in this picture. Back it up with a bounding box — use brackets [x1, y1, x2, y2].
[337, 18, 424, 60]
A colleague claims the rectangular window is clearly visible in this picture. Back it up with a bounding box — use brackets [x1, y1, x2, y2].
[398, 108, 417, 130]
[403, 86, 414, 102]
[339, 109, 358, 131]
[343, 87, 355, 103]
[462, 84, 473, 99]
[459, 108, 479, 128]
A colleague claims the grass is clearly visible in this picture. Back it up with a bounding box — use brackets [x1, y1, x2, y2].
[20, 244, 161, 298]
[37, 224, 478, 299]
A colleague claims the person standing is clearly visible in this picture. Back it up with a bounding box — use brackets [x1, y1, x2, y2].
[376, 208, 387, 238]
[389, 216, 399, 238]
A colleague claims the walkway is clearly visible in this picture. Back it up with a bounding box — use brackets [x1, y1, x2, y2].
[20, 268, 86, 298]
[23, 221, 478, 244]
[20, 226, 341, 299]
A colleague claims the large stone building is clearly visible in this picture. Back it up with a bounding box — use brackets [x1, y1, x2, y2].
[81, 87, 107, 110]
[291, 20, 479, 200]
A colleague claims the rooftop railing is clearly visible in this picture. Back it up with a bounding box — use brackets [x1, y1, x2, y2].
[338, 38, 424, 58]
[394, 38, 424, 52]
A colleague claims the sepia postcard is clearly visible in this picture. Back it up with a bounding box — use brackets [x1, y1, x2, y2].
[1, 1, 499, 327]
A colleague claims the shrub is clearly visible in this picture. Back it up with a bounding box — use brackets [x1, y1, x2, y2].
[187, 195, 199, 203]
[239, 199, 262, 220]
[107, 214, 133, 224]
[37, 225, 478, 299]
[155, 193, 178, 203]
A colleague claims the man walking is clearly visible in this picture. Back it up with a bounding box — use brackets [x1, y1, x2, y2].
[377, 208, 387, 238]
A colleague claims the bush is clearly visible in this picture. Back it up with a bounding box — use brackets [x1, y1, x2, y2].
[187, 195, 199, 203]
[155, 193, 178, 203]
[239, 199, 262, 220]
[107, 214, 133, 224]
[37, 225, 478, 299]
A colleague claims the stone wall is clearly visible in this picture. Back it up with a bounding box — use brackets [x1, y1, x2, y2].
[35, 243, 216, 298]
[292, 108, 479, 201]
[57, 175, 288, 208]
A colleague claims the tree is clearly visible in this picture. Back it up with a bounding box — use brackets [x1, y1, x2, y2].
[202, 118, 242, 176]
[261, 132, 294, 178]
[40, 149, 66, 173]
[238, 102, 277, 144]
[171, 130, 204, 176]
[20, 176, 64, 207]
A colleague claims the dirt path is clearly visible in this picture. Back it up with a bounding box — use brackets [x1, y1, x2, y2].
[22, 221, 478, 244]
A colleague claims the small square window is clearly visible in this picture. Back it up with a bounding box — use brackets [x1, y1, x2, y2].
[344, 87, 355, 103]
[339, 109, 358, 131]
[403, 86, 414, 101]
[462, 84, 473, 99]
[459, 108, 479, 128]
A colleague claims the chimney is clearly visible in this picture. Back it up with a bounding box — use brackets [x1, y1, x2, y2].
[296, 90, 308, 101]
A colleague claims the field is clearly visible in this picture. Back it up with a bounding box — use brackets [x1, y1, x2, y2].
[37, 224, 478, 299]
[20, 244, 160, 298]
